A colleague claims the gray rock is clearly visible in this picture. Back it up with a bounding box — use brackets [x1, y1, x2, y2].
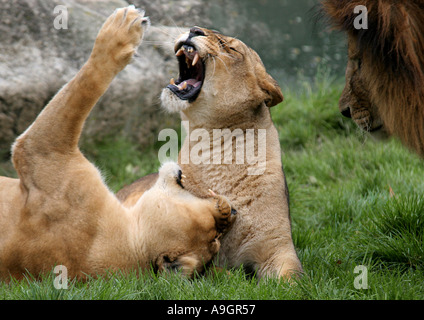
[0, 0, 190, 158]
[130, 0, 211, 27]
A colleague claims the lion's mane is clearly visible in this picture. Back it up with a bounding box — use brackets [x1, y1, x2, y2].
[322, 0, 424, 154]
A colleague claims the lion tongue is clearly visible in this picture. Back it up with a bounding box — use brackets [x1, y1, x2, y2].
[186, 79, 200, 87]
[169, 79, 201, 90]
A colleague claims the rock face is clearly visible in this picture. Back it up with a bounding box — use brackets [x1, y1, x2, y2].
[0, 0, 203, 158]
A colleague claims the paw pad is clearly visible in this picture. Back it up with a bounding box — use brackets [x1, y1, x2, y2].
[209, 189, 237, 233]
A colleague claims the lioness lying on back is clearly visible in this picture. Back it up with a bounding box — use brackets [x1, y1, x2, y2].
[0, 7, 236, 281]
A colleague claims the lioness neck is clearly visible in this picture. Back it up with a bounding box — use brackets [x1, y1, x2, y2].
[181, 102, 273, 130]
[179, 107, 283, 201]
[86, 201, 149, 276]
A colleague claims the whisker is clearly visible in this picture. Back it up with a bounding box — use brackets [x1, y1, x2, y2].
[62, 0, 108, 19]
[210, 55, 217, 82]
[153, 25, 185, 43]
[143, 40, 174, 46]
[203, 54, 216, 86]
[218, 51, 237, 60]
[164, 14, 185, 35]
[154, 25, 177, 37]
[214, 55, 230, 73]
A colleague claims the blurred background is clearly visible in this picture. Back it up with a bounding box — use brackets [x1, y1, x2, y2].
[208, 0, 346, 82]
[136, 0, 347, 82]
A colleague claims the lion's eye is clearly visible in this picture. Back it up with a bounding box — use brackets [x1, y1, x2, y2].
[228, 46, 243, 57]
[190, 27, 205, 37]
[350, 58, 361, 71]
[217, 37, 227, 49]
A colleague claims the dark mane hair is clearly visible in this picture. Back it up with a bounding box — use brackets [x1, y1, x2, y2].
[321, 0, 424, 155]
[321, 0, 424, 87]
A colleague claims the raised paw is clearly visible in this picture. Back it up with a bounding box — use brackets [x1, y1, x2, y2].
[158, 161, 186, 189]
[91, 5, 150, 73]
[209, 189, 237, 234]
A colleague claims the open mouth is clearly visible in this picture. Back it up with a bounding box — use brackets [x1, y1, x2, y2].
[167, 43, 205, 102]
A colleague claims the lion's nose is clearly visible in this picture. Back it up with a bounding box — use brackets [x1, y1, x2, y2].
[341, 106, 352, 118]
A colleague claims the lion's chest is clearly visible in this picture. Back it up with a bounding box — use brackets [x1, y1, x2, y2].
[182, 163, 264, 210]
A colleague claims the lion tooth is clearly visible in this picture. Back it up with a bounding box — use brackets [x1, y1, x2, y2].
[192, 53, 199, 66]
[170, 78, 175, 85]
[176, 48, 184, 56]
[177, 81, 187, 90]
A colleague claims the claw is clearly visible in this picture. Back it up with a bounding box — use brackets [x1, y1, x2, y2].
[176, 170, 184, 189]
[141, 16, 150, 28]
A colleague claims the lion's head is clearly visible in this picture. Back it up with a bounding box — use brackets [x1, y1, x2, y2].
[135, 162, 235, 277]
[322, 0, 424, 154]
[161, 27, 283, 127]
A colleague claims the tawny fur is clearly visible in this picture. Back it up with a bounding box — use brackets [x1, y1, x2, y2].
[322, 0, 424, 155]
[118, 27, 303, 279]
[0, 7, 236, 281]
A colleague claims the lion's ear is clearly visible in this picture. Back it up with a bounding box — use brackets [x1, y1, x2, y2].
[257, 70, 284, 107]
[250, 48, 284, 107]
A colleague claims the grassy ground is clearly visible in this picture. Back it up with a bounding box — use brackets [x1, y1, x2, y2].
[1, 74, 423, 300]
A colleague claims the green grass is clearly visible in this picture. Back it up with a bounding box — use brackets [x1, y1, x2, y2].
[1, 73, 424, 300]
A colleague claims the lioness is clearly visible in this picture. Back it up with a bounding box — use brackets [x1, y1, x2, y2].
[0, 7, 236, 281]
[118, 27, 303, 279]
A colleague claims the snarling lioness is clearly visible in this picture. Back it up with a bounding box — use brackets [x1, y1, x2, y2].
[117, 27, 303, 279]
[0, 7, 237, 281]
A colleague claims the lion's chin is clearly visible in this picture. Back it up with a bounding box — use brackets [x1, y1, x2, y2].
[161, 88, 191, 113]
[369, 126, 389, 141]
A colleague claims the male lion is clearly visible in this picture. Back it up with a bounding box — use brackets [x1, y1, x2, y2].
[0, 7, 236, 281]
[322, 0, 424, 155]
[117, 27, 303, 279]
